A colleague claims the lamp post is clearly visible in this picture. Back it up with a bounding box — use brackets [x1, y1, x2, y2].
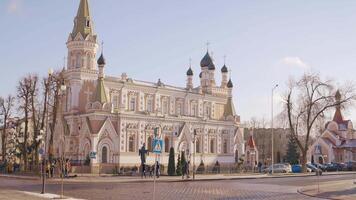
[193, 129, 197, 180]
[41, 68, 52, 194]
[59, 78, 67, 199]
[271, 84, 278, 175]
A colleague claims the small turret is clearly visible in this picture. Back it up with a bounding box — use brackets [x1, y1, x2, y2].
[95, 52, 107, 104]
[97, 53, 105, 78]
[221, 64, 228, 88]
[186, 67, 193, 90]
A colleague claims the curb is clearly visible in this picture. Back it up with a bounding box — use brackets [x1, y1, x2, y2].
[1, 172, 355, 184]
[297, 188, 337, 200]
[0, 174, 39, 180]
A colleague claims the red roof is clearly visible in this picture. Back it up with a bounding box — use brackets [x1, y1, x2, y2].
[333, 107, 344, 124]
[246, 135, 256, 149]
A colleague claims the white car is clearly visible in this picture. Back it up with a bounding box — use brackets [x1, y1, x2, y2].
[265, 164, 292, 173]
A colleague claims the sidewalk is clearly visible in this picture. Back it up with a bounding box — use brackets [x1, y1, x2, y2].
[0, 190, 45, 200]
[299, 179, 356, 200]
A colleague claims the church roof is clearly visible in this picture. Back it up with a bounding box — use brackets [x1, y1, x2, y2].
[97, 53, 106, 65]
[95, 77, 107, 104]
[246, 135, 256, 149]
[221, 64, 228, 73]
[227, 79, 233, 88]
[186, 67, 193, 76]
[200, 52, 214, 68]
[333, 105, 344, 124]
[71, 0, 94, 39]
[223, 97, 236, 117]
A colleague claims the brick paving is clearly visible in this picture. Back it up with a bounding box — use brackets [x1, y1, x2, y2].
[3, 174, 353, 200]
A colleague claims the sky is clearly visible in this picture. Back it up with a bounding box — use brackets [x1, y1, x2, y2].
[1, 0, 356, 124]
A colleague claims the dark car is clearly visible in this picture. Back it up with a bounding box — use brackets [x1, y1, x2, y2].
[325, 163, 344, 172]
[345, 161, 356, 171]
[313, 163, 327, 172]
[307, 163, 322, 175]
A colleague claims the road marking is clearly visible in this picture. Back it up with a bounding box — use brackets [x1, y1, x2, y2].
[21, 191, 85, 200]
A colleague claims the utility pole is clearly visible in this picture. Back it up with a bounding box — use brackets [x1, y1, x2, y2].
[271, 84, 278, 175]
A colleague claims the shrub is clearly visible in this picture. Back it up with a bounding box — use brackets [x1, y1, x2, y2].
[168, 147, 176, 176]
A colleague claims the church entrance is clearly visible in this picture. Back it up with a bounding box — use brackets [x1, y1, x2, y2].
[178, 141, 190, 161]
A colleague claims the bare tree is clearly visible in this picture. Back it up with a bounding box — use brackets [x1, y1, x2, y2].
[0, 95, 15, 161]
[47, 71, 65, 160]
[17, 75, 38, 170]
[283, 73, 355, 171]
[28, 75, 41, 165]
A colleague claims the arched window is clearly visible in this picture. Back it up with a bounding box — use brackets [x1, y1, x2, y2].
[102, 146, 108, 163]
[210, 139, 215, 153]
[191, 103, 198, 116]
[76, 54, 81, 68]
[223, 139, 228, 154]
[129, 136, 135, 152]
[162, 98, 169, 114]
[164, 137, 169, 153]
[129, 96, 136, 111]
[195, 138, 200, 153]
[147, 136, 153, 152]
[146, 98, 153, 112]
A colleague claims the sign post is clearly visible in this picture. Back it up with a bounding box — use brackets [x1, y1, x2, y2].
[152, 127, 163, 200]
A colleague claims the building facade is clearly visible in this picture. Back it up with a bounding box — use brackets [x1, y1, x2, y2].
[52, 0, 244, 173]
[244, 128, 291, 165]
[309, 91, 356, 164]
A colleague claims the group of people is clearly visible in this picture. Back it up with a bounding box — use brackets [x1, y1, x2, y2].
[43, 158, 71, 178]
[141, 161, 160, 178]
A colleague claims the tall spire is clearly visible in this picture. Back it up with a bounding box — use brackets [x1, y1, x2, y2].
[333, 90, 343, 124]
[71, 0, 94, 39]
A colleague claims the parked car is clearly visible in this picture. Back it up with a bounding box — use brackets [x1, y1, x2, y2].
[282, 163, 292, 172]
[264, 164, 291, 173]
[313, 163, 327, 172]
[292, 164, 312, 173]
[307, 163, 322, 175]
[344, 161, 356, 171]
[325, 163, 344, 172]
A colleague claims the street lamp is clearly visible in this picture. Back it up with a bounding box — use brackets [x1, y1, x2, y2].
[271, 84, 278, 175]
[41, 68, 53, 194]
[59, 78, 67, 199]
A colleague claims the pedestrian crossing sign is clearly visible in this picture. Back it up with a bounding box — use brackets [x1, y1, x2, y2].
[152, 139, 163, 154]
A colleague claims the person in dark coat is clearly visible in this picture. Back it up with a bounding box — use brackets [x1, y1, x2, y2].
[155, 161, 160, 178]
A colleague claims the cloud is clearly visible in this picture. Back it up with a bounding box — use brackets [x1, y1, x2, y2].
[7, 0, 23, 14]
[280, 56, 309, 69]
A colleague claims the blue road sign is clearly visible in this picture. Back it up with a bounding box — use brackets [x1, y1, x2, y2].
[152, 139, 163, 154]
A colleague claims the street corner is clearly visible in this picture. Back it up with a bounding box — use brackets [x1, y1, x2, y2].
[298, 180, 356, 200]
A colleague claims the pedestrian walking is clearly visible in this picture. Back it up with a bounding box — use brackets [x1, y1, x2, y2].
[186, 161, 190, 179]
[50, 161, 55, 178]
[141, 164, 146, 178]
[155, 161, 160, 178]
[258, 162, 262, 173]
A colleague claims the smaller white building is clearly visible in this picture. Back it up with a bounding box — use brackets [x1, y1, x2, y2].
[309, 91, 356, 164]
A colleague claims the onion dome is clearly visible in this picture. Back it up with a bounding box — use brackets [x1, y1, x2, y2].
[199, 72, 202, 78]
[186, 67, 193, 76]
[208, 62, 215, 70]
[221, 64, 228, 73]
[200, 52, 213, 68]
[97, 53, 106, 65]
[227, 79, 233, 88]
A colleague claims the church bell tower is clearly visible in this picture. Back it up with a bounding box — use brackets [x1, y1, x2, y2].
[66, 0, 98, 75]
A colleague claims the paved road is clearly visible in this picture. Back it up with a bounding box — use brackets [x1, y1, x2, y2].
[0, 174, 354, 200]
